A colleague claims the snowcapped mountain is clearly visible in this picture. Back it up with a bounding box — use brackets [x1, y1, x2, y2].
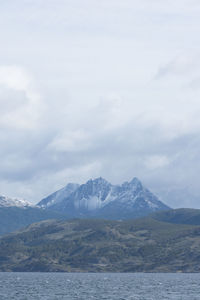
[0, 195, 31, 208]
[38, 183, 80, 208]
[37, 177, 170, 219]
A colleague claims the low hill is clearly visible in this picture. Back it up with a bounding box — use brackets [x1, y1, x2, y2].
[152, 208, 200, 225]
[1, 217, 200, 272]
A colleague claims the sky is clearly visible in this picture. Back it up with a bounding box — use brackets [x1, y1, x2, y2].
[1, 0, 200, 207]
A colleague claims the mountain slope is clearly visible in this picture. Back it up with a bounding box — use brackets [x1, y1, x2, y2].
[37, 177, 170, 219]
[38, 183, 80, 208]
[1, 217, 200, 272]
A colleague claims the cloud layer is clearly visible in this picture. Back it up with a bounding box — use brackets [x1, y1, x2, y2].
[1, 1, 200, 207]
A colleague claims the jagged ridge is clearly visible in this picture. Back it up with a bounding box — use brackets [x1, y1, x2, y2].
[37, 177, 170, 219]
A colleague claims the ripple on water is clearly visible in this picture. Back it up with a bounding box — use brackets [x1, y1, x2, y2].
[0, 273, 200, 300]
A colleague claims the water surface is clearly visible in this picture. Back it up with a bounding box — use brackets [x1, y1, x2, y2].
[0, 272, 199, 299]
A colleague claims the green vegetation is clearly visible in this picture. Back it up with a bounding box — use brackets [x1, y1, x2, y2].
[1, 217, 200, 272]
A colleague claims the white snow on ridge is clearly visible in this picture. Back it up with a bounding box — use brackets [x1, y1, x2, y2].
[74, 191, 118, 211]
[75, 196, 101, 210]
[37, 177, 169, 213]
[38, 183, 80, 208]
[0, 195, 32, 208]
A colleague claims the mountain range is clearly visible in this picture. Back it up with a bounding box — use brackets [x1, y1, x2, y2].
[0, 177, 170, 236]
[37, 177, 170, 219]
[1, 177, 200, 272]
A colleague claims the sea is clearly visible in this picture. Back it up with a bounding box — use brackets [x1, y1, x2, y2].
[0, 272, 199, 300]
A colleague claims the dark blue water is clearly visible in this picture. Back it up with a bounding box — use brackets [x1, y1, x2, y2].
[0, 273, 199, 299]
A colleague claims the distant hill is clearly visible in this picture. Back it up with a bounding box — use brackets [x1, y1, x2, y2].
[37, 177, 170, 219]
[0, 207, 68, 236]
[152, 208, 200, 225]
[1, 217, 200, 272]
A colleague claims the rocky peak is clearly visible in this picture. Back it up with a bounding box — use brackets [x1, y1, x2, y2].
[37, 176, 170, 218]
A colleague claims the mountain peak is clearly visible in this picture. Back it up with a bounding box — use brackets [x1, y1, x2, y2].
[37, 176, 170, 218]
[129, 177, 142, 185]
[38, 183, 80, 208]
[121, 177, 143, 190]
[87, 177, 110, 185]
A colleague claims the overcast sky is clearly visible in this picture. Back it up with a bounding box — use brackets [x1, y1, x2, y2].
[1, 0, 200, 207]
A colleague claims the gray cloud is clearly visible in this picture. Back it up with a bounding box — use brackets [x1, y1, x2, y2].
[1, 1, 200, 208]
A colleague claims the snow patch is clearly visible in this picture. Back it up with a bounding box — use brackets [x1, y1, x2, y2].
[0, 195, 32, 208]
